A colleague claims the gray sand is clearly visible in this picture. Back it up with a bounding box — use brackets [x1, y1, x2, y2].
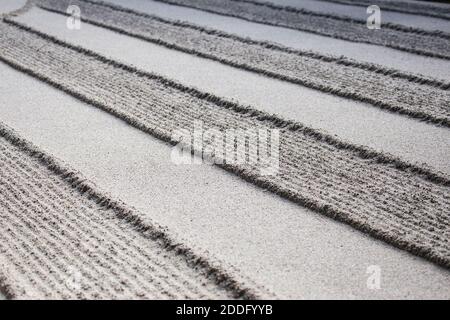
[149, 0, 450, 59]
[1, 61, 449, 299]
[3, 20, 447, 266]
[38, 0, 450, 127]
[0, 0, 26, 301]
[101, 0, 450, 80]
[0, 0, 27, 14]
[14, 8, 450, 174]
[0, 128, 242, 299]
[2, 0, 450, 300]
[307, 0, 450, 20]
[267, 0, 450, 31]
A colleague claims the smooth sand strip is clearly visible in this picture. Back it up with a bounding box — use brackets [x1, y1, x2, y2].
[13, 7, 450, 174]
[266, 0, 450, 31]
[1, 20, 449, 267]
[314, 0, 450, 20]
[0, 123, 263, 300]
[0, 0, 27, 15]
[38, 0, 450, 127]
[101, 0, 450, 80]
[1, 61, 449, 299]
[150, 0, 450, 59]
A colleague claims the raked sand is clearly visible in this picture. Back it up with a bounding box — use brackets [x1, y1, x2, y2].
[101, 0, 450, 79]
[0, 0, 28, 301]
[1, 61, 449, 299]
[1, 0, 449, 299]
[264, 0, 450, 31]
[14, 7, 450, 174]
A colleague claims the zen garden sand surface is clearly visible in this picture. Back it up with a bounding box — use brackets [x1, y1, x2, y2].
[0, 0, 449, 299]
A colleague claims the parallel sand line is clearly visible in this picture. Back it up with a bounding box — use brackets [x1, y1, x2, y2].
[2, 65, 450, 301]
[317, 0, 450, 20]
[0, 20, 449, 267]
[3, 18, 449, 187]
[37, 0, 450, 127]
[0, 123, 271, 300]
[37, 0, 450, 89]
[150, 0, 450, 60]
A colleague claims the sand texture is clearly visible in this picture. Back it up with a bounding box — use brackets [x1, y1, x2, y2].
[0, 19, 449, 268]
[37, 0, 450, 127]
[313, 0, 450, 20]
[1, 0, 449, 299]
[12, 6, 450, 175]
[150, 0, 450, 59]
[2, 61, 450, 299]
[0, 123, 272, 299]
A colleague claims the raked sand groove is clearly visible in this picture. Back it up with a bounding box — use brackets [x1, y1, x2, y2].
[317, 0, 450, 20]
[37, 0, 450, 128]
[151, 0, 450, 60]
[0, 122, 272, 299]
[1, 20, 449, 268]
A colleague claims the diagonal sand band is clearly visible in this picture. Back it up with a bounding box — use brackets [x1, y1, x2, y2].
[0, 122, 271, 299]
[151, 0, 450, 60]
[2, 61, 449, 299]
[264, 0, 450, 30]
[95, 0, 450, 80]
[38, 0, 450, 127]
[11, 6, 450, 175]
[0, 20, 449, 268]
[317, 0, 450, 20]
[2, 61, 450, 300]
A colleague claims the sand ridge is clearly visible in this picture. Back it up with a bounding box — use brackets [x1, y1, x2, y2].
[1, 0, 449, 299]
[312, 0, 450, 20]
[0, 19, 449, 267]
[0, 122, 273, 299]
[37, 0, 450, 127]
[150, 0, 450, 59]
